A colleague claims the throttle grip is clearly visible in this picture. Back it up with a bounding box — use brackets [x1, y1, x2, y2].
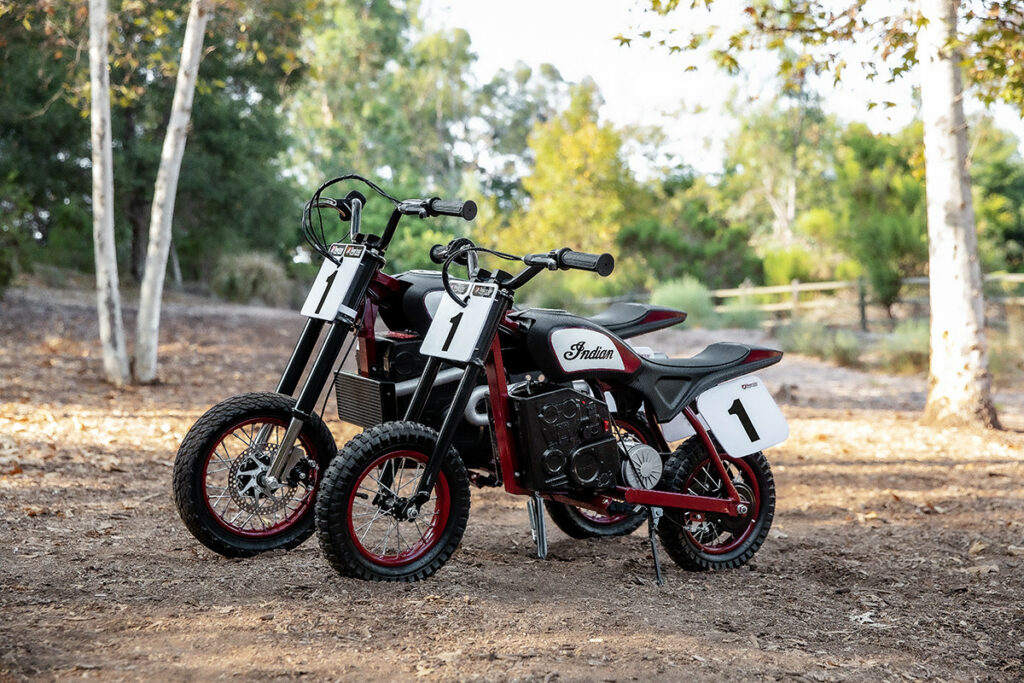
[427, 198, 478, 221]
[556, 248, 615, 277]
[429, 244, 448, 265]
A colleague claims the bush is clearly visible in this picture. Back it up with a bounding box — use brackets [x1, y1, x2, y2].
[212, 251, 290, 307]
[775, 320, 862, 367]
[877, 320, 929, 373]
[762, 245, 815, 286]
[717, 296, 763, 329]
[650, 276, 716, 328]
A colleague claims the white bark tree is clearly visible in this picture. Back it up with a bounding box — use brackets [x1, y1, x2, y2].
[636, 0, 1019, 429]
[134, 0, 213, 383]
[88, 0, 130, 386]
[918, 0, 999, 427]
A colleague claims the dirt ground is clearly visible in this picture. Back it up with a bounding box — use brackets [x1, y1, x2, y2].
[2, 286, 1023, 682]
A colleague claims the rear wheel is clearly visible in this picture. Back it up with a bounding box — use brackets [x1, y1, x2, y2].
[543, 414, 652, 539]
[657, 438, 775, 570]
[316, 422, 471, 582]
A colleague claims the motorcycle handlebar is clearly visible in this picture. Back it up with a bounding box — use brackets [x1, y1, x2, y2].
[524, 248, 614, 277]
[428, 197, 477, 221]
[430, 237, 475, 265]
[398, 197, 477, 221]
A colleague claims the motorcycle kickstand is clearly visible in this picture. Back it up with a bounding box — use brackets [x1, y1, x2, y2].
[526, 493, 548, 560]
[647, 506, 664, 586]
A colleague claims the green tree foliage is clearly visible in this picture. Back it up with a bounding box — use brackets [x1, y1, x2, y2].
[0, 1, 307, 281]
[970, 116, 1024, 271]
[618, 170, 760, 289]
[832, 123, 928, 314]
[494, 81, 644, 303]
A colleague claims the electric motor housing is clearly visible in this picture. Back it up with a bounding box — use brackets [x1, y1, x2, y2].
[510, 383, 619, 492]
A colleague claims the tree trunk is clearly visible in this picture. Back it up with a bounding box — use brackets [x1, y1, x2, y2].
[88, 0, 130, 386]
[133, 0, 212, 383]
[918, 0, 999, 428]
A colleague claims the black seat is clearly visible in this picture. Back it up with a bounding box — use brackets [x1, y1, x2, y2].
[584, 303, 687, 339]
[628, 343, 783, 422]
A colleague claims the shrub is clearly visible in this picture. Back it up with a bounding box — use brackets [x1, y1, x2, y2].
[762, 245, 815, 286]
[717, 296, 763, 329]
[775, 320, 862, 367]
[212, 251, 290, 307]
[650, 276, 716, 328]
[878, 320, 929, 373]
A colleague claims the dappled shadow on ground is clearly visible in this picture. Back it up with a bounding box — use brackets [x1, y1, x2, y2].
[2, 289, 1022, 681]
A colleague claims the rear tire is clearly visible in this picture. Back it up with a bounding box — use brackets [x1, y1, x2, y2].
[315, 422, 471, 582]
[657, 438, 775, 571]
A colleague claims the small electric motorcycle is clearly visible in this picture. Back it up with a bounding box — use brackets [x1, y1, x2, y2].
[172, 175, 687, 558]
[315, 244, 789, 583]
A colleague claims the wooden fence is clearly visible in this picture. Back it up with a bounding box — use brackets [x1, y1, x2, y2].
[588, 273, 1024, 329]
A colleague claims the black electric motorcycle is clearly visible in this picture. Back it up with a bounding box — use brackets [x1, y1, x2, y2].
[172, 175, 687, 557]
[315, 243, 789, 583]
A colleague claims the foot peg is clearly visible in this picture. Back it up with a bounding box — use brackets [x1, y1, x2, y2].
[647, 506, 664, 586]
[526, 493, 548, 560]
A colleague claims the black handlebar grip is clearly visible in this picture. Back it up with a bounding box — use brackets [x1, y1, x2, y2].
[429, 244, 447, 265]
[558, 249, 615, 277]
[428, 198, 478, 221]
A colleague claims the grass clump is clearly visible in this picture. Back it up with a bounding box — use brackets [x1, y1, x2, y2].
[717, 296, 764, 329]
[212, 251, 290, 307]
[650, 276, 716, 328]
[877, 320, 929, 373]
[776, 320, 863, 367]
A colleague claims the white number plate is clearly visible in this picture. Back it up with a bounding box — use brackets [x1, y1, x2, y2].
[696, 375, 788, 457]
[300, 244, 365, 321]
[419, 282, 498, 363]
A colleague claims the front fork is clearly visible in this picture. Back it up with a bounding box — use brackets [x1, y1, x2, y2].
[265, 320, 354, 487]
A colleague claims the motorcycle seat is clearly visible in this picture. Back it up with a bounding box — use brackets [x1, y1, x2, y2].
[629, 343, 783, 422]
[584, 303, 687, 339]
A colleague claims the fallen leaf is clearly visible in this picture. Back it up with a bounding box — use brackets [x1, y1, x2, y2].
[964, 564, 999, 575]
[968, 541, 988, 556]
[1007, 546, 1024, 557]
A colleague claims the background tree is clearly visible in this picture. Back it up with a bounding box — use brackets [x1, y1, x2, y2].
[88, 0, 130, 385]
[134, 0, 212, 383]
[635, 0, 1021, 427]
[833, 122, 928, 315]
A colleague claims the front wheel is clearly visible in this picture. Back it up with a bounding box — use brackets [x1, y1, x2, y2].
[172, 392, 336, 557]
[657, 439, 775, 571]
[315, 422, 471, 582]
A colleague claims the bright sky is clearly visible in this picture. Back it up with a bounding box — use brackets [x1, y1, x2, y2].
[422, 0, 1022, 173]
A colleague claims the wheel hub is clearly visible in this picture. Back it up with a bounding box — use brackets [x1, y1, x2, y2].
[228, 445, 294, 515]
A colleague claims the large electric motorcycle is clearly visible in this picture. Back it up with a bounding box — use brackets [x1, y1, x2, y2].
[315, 243, 789, 583]
[172, 175, 687, 558]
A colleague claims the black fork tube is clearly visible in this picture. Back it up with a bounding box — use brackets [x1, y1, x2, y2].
[275, 318, 326, 396]
[403, 356, 442, 422]
[291, 322, 352, 419]
[414, 364, 483, 500]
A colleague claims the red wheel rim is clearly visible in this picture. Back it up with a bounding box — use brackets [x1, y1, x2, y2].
[201, 417, 319, 539]
[346, 450, 451, 567]
[573, 418, 648, 525]
[682, 455, 760, 555]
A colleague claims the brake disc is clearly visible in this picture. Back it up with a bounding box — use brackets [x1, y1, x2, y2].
[227, 445, 293, 515]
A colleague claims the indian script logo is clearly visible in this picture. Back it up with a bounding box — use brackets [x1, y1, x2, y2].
[562, 341, 616, 361]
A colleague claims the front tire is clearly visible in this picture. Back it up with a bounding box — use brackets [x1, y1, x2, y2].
[172, 392, 336, 558]
[315, 422, 471, 582]
[657, 438, 775, 571]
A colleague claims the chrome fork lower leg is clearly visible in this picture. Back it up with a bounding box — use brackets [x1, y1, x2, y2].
[264, 417, 305, 488]
[526, 493, 548, 560]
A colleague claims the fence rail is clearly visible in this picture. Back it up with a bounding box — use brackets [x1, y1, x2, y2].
[586, 273, 1024, 328]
